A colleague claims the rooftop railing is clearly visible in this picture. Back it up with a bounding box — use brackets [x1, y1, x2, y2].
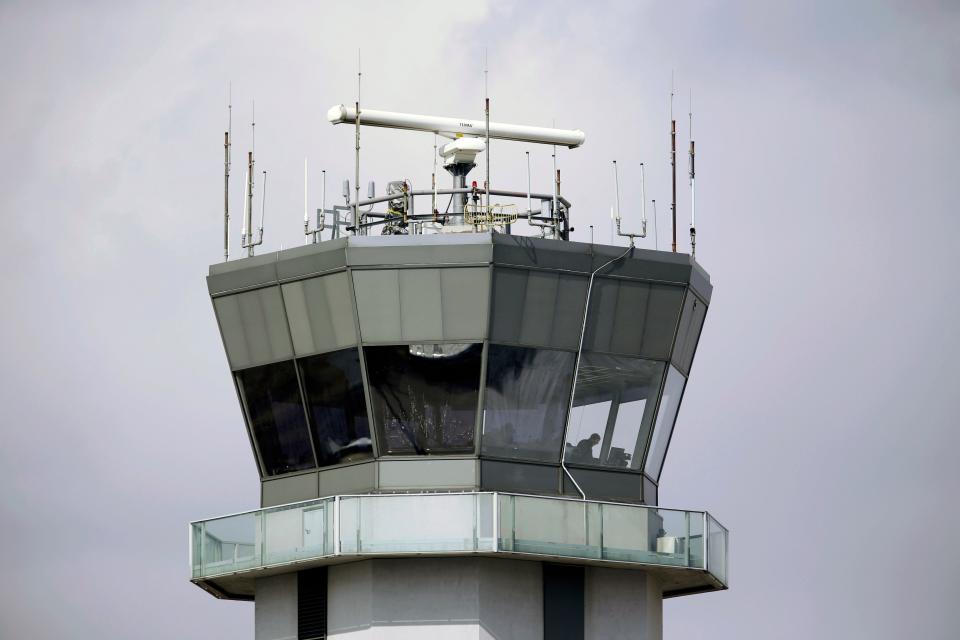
[190, 492, 727, 594]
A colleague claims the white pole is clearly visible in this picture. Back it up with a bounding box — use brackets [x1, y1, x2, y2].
[259, 170, 267, 236]
[241, 167, 249, 252]
[304, 158, 309, 244]
[525, 151, 532, 213]
[613, 160, 621, 220]
[320, 169, 326, 241]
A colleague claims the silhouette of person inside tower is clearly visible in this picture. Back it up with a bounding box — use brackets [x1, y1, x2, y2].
[570, 433, 601, 462]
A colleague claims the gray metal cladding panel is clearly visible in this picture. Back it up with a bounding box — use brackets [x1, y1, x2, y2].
[283, 272, 357, 357]
[275, 239, 348, 281]
[562, 467, 644, 503]
[480, 460, 560, 493]
[584, 278, 684, 361]
[490, 268, 587, 350]
[318, 462, 376, 497]
[399, 269, 444, 340]
[207, 253, 280, 295]
[440, 267, 490, 340]
[377, 459, 478, 490]
[672, 290, 707, 375]
[214, 286, 294, 369]
[492, 236, 593, 272]
[594, 247, 695, 285]
[348, 242, 492, 266]
[352, 269, 402, 342]
[689, 261, 713, 303]
[261, 472, 319, 507]
[354, 267, 490, 343]
[642, 475, 658, 505]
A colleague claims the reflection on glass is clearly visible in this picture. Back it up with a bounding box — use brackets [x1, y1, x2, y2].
[644, 365, 686, 480]
[299, 348, 372, 467]
[565, 354, 665, 470]
[236, 361, 315, 476]
[482, 346, 575, 462]
[364, 343, 482, 454]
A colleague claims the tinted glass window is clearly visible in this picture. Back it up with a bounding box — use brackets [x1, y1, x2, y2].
[299, 348, 372, 467]
[645, 365, 686, 480]
[565, 354, 665, 470]
[365, 343, 482, 454]
[583, 278, 684, 360]
[236, 361, 315, 476]
[672, 291, 707, 375]
[481, 345, 575, 463]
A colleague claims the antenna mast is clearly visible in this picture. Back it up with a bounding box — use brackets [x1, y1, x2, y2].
[670, 75, 677, 253]
[303, 158, 309, 245]
[432, 133, 438, 217]
[689, 91, 696, 258]
[354, 50, 361, 234]
[484, 49, 490, 211]
[613, 160, 646, 246]
[223, 83, 232, 262]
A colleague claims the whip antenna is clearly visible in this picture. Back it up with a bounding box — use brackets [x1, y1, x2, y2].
[670, 73, 677, 252]
[303, 158, 309, 245]
[354, 49, 361, 234]
[223, 82, 232, 262]
[484, 48, 491, 211]
[689, 91, 696, 258]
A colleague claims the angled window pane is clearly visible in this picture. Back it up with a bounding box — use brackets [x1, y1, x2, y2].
[365, 343, 482, 455]
[481, 346, 575, 463]
[644, 365, 686, 480]
[490, 268, 588, 350]
[236, 361, 315, 476]
[583, 278, 684, 360]
[299, 348, 372, 468]
[672, 291, 707, 375]
[565, 354, 664, 470]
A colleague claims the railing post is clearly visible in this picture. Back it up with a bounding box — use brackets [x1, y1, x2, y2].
[259, 511, 266, 568]
[199, 522, 206, 576]
[492, 492, 499, 552]
[334, 496, 341, 556]
[598, 503, 605, 560]
[685, 511, 691, 567]
[702, 512, 709, 572]
[473, 494, 479, 552]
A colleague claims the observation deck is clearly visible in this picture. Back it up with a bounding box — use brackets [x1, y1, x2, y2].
[191, 491, 728, 601]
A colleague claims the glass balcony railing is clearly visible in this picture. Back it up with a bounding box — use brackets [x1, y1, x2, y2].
[190, 493, 728, 590]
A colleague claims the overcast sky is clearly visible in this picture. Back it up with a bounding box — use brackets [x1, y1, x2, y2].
[1, 1, 958, 638]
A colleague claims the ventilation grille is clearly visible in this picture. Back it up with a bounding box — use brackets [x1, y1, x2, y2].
[298, 567, 327, 640]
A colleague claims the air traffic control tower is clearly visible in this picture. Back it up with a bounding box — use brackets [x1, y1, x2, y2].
[190, 106, 728, 639]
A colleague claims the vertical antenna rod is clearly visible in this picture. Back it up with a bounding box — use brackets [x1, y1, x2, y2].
[613, 160, 621, 220]
[246, 151, 254, 257]
[484, 48, 491, 211]
[689, 91, 697, 258]
[552, 119, 559, 238]
[303, 158, 309, 245]
[320, 170, 326, 241]
[640, 162, 648, 237]
[670, 78, 677, 253]
[432, 133, 438, 217]
[223, 84, 231, 262]
[652, 199, 659, 251]
[354, 50, 361, 234]
[525, 151, 532, 213]
[259, 170, 267, 243]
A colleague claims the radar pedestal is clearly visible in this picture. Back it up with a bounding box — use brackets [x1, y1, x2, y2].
[190, 233, 728, 639]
